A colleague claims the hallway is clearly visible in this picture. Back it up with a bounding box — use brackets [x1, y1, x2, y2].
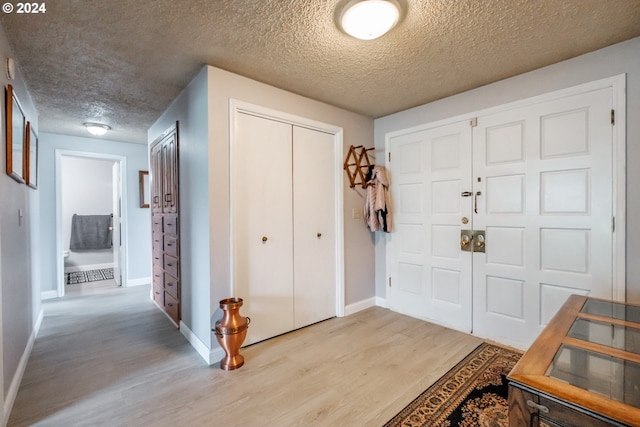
[8, 285, 199, 426]
[8, 285, 481, 426]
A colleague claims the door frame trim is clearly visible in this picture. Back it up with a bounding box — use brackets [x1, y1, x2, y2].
[385, 74, 626, 303]
[228, 99, 346, 317]
[54, 150, 128, 297]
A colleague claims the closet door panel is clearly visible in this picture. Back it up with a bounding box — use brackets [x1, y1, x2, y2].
[162, 134, 179, 214]
[150, 143, 163, 214]
[234, 113, 294, 345]
[292, 126, 336, 329]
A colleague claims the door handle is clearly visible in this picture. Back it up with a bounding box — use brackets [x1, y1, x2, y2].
[262, 236, 268, 243]
[474, 191, 481, 214]
[473, 230, 486, 253]
[460, 230, 473, 252]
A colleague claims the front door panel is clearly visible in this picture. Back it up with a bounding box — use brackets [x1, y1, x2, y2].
[472, 87, 613, 346]
[387, 120, 473, 332]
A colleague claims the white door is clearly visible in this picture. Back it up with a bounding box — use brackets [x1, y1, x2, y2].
[472, 87, 613, 347]
[234, 112, 294, 345]
[387, 86, 615, 348]
[387, 120, 473, 332]
[112, 162, 122, 286]
[292, 126, 337, 329]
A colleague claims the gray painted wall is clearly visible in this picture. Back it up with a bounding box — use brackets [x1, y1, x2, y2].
[148, 67, 211, 347]
[38, 133, 151, 292]
[0, 22, 39, 417]
[374, 36, 640, 304]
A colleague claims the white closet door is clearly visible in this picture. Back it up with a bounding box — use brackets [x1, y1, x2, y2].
[292, 126, 336, 329]
[472, 87, 613, 346]
[234, 112, 294, 345]
[387, 120, 473, 332]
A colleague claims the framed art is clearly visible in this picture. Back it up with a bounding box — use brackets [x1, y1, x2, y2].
[139, 170, 150, 208]
[26, 121, 38, 189]
[5, 84, 26, 183]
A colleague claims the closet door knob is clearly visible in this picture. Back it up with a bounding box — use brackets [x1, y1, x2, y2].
[317, 233, 322, 238]
[262, 236, 268, 243]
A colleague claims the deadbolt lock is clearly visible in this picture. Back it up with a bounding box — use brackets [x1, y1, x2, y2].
[460, 230, 486, 253]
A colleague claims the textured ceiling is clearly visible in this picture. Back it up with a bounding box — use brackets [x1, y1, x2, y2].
[1, 0, 639, 144]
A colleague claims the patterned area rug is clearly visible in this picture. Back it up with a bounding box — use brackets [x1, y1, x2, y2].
[384, 342, 522, 427]
[66, 268, 114, 285]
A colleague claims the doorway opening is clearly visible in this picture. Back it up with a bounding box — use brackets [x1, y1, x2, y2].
[55, 150, 128, 297]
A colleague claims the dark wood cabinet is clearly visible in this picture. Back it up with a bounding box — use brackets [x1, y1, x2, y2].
[149, 123, 180, 326]
[508, 295, 640, 427]
[508, 383, 623, 427]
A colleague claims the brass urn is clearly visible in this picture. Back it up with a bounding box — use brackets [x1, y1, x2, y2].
[214, 298, 250, 370]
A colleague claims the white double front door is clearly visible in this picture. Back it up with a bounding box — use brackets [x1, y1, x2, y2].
[387, 85, 617, 348]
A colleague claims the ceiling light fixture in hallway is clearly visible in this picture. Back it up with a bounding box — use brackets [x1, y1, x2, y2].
[84, 122, 111, 136]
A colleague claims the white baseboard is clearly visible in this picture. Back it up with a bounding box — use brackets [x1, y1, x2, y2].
[126, 277, 151, 287]
[344, 297, 377, 316]
[41, 290, 59, 300]
[34, 309, 44, 338]
[343, 296, 388, 316]
[375, 296, 387, 308]
[64, 263, 114, 273]
[180, 321, 224, 366]
[3, 308, 43, 425]
[209, 347, 225, 367]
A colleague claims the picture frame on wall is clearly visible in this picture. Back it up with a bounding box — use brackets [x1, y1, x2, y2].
[5, 84, 26, 183]
[26, 121, 38, 189]
[139, 170, 150, 208]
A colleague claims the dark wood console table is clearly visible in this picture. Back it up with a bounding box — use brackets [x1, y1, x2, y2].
[508, 295, 640, 426]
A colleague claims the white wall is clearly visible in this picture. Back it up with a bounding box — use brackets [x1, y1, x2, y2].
[0, 22, 40, 425]
[374, 36, 640, 303]
[61, 156, 115, 269]
[39, 134, 151, 292]
[148, 68, 211, 347]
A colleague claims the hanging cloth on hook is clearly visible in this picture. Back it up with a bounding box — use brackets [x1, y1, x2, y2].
[364, 165, 392, 233]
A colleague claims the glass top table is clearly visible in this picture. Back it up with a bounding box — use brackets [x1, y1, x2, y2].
[508, 295, 640, 426]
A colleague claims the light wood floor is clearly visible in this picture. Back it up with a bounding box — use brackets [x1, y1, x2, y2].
[8, 285, 482, 426]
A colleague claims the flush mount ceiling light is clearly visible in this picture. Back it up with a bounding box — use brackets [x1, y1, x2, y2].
[339, 0, 400, 40]
[84, 122, 111, 136]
